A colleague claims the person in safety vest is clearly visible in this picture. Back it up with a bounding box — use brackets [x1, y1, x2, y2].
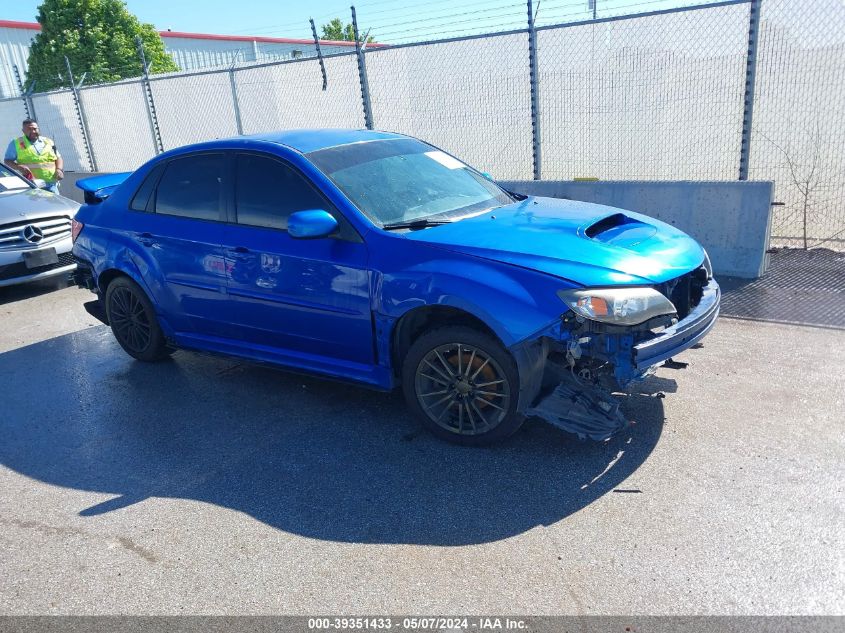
[4, 118, 64, 194]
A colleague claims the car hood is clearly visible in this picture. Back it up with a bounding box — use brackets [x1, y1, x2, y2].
[0, 188, 80, 223]
[403, 196, 705, 286]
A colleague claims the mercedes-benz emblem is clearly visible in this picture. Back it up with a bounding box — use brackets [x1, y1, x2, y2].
[23, 225, 44, 244]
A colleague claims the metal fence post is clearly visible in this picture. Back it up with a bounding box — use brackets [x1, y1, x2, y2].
[136, 36, 164, 154]
[739, 0, 762, 181]
[351, 6, 374, 130]
[527, 0, 542, 180]
[13, 65, 35, 121]
[64, 57, 97, 172]
[229, 69, 244, 135]
[310, 18, 328, 91]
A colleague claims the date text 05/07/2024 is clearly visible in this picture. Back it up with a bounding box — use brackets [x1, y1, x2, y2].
[307, 617, 528, 630]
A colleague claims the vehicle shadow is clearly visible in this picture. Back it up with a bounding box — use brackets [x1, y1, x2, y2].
[0, 326, 667, 546]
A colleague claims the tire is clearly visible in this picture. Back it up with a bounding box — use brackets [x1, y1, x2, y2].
[104, 276, 171, 362]
[401, 325, 524, 445]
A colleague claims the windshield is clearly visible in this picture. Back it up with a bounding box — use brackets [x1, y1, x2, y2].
[306, 138, 513, 226]
[0, 164, 32, 193]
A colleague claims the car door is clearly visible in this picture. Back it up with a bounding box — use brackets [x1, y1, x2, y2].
[220, 151, 373, 366]
[125, 152, 239, 339]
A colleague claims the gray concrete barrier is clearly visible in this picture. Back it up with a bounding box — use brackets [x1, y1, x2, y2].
[500, 180, 774, 279]
[60, 171, 100, 205]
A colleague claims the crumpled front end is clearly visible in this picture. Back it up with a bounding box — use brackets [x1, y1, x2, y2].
[512, 265, 720, 440]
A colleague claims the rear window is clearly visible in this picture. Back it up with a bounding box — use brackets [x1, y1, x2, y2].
[154, 154, 225, 221]
[130, 164, 164, 212]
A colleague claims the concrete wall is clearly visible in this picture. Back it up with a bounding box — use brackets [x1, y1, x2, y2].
[59, 172, 100, 205]
[500, 180, 774, 279]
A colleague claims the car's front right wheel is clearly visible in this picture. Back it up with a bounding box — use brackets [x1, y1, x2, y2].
[401, 326, 524, 445]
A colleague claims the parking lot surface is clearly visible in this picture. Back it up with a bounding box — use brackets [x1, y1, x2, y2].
[1, 279, 843, 615]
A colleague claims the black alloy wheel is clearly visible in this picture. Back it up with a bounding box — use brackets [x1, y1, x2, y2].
[105, 276, 171, 362]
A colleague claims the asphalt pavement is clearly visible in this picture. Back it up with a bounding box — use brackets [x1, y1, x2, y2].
[0, 279, 843, 614]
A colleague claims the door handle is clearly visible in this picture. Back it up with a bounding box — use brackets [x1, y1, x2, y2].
[227, 246, 251, 261]
[136, 232, 156, 247]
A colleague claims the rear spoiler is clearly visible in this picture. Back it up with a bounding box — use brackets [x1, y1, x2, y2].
[76, 172, 132, 204]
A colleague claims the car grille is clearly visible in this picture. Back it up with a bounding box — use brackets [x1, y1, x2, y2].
[0, 215, 73, 250]
[0, 251, 75, 281]
[658, 264, 709, 320]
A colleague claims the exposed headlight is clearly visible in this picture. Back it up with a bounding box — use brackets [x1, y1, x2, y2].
[557, 287, 677, 326]
[702, 249, 713, 279]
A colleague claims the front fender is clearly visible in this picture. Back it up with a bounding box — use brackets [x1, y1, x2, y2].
[372, 246, 573, 403]
[375, 257, 569, 349]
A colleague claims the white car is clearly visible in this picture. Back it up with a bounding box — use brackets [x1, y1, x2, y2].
[0, 163, 80, 287]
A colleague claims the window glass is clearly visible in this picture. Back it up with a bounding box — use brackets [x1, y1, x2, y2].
[130, 164, 164, 212]
[235, 154, 329, 230]
[0, 163, 31, 192]
[306, 138, 512, 226]
[155, 154, 224, 221]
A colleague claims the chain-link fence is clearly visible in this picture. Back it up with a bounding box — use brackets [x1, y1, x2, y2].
[749, 0, 845, 249]
[538, 2, 749, 180]
[79, 79, 159, 172]
[0, 98, 26, 144]
[367, 33, 533, 180]
[28, 90, 89, 172]
[234, 53, 364, 133]
[0, 0, 842, 249]
[150, 71, 240, 151]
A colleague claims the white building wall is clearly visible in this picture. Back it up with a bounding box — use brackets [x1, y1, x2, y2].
[161, 37, 354, 71]
[163, 37, 256, 70]
[0, 25, 38, 99]
[0, 22, 358, 98]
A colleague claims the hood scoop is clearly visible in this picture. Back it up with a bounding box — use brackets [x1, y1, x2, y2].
[585, 213, 657, 248]
[404, 196, 706, 285]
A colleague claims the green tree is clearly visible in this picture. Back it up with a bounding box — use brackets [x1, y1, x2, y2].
[321, 18, 374, 43]
[26, 0, 178, 92]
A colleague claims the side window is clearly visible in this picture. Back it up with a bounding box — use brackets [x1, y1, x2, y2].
[154, 154, 225, 221]
[130, 164, 164, 212]
[235, 154, 330, 230]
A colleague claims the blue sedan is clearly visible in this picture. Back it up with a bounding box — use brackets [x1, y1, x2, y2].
[71, 129, 719, 445]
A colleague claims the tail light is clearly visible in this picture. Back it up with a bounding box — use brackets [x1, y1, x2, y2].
[71, 218, 84, 243]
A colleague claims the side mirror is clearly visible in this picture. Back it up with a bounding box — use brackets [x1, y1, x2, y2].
[288, 210, 338, 239]
[33, 178, 48, 189]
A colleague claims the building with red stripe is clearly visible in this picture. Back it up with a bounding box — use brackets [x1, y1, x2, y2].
[0, 19, 366, 99]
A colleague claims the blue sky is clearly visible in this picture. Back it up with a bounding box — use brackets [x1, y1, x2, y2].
[4, 0, 700, 42]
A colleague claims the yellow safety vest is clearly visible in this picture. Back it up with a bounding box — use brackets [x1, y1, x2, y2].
[14, 135, 58, 182]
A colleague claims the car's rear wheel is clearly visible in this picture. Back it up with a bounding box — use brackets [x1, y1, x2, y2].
[401, 326, 523, 445]
[105, 276, 171, 362]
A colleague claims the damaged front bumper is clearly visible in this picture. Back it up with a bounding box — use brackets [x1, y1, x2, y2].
[515, 278, 720, 440]
[526, 366, 628, 441]
[633, 280, 720, 371]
